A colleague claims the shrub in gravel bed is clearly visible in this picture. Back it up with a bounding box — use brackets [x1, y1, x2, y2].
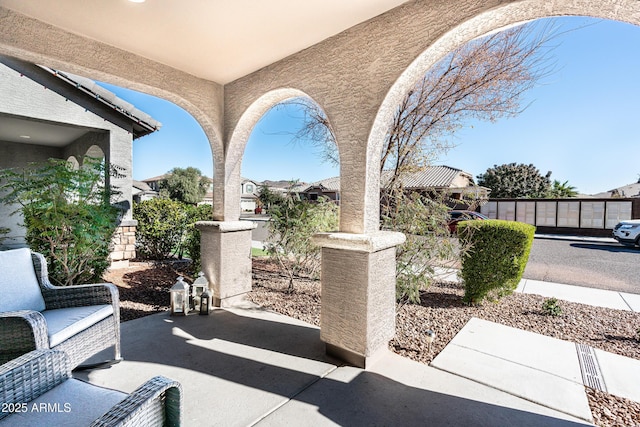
[542, 297, 562, 316]
[458, 220, 535, 304]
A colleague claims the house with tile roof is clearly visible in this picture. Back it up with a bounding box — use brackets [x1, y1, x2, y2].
[299, 166, 489, 205]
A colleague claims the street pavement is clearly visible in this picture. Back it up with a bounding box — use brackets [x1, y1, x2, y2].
[525, 235, 640, 294]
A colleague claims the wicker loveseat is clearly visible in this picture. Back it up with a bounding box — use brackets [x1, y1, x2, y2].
[0, 248, 121, 368]
[0, 349, 181, 426]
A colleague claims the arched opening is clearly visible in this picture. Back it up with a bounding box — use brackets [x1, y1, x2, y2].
[369, 0, 640, 169]
[364, 5, 640, 415]
[238, 94, 339, 316]
[225, 89, 338, 220]
[66, 155, 80, 170]
[84, 144, 105, 163]
[0, 55, 217, 271]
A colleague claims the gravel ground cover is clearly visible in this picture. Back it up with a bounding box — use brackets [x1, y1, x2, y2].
[105, 258, 640, 426]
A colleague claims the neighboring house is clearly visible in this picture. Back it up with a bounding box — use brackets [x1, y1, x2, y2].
[141, 174, 169, 192]
[240, 178, 259, 212]
[260, 180, 308, 197]
[0, 55, 160, 266]
[299, 166, 489, 204]
[132, 180, 158, 203]
[301, 176, 341, 203]
[591, 180, 640, 198]
[142, 173, 214, 204]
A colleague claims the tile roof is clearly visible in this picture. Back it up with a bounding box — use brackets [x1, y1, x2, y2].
[304, 176, 341, 192]
[302, 166, 472, 192]
[386, 166, 470, 189]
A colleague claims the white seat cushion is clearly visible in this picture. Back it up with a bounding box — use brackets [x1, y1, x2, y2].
[0, 378, 126, 427]
[0, 248, 45, 312]
[42, 305, 114, 347]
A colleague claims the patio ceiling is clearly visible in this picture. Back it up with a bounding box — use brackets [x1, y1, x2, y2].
[0, 113, 90, 147]
[0, 0, 410, 84]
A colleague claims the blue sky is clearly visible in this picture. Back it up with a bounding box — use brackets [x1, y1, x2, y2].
[102, 16, 639, 195]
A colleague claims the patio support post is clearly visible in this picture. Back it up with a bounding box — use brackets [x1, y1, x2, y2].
[312, 231, 406, 368]
[196, 221, 257, 307]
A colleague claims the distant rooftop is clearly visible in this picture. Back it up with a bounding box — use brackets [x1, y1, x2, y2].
[591, 181, 640, 198]
[302, 166, 478, 192]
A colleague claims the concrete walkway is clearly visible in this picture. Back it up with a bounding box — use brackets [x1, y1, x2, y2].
[516, 278, 640, 312]
[78, 305, 593, 426]
[76, 257, 640, 425]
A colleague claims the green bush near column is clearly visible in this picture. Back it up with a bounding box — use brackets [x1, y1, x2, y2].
[458, 219, 535, 304]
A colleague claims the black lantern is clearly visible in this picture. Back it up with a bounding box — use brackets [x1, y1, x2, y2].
[199, 289, 211, 315]
[192, 272, 208, 309]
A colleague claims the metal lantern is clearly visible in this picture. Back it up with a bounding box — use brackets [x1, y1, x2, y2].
[199, 289, 211, 315]
[170, 276, 190, 315]
[192, 272, 208, 310]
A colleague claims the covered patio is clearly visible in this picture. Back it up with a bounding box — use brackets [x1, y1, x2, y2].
[1, 2, 640, 423]
[76, 304, 589, 426]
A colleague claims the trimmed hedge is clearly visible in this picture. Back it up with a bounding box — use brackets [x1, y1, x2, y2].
[458, 219, 535, 304]
[134, 198, 189, 260]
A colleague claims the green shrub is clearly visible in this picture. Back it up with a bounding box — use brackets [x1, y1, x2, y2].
[182, 204, 214, 273]
[458, 219, 535, 304]
[133, 198, 189, 260]
[0, 158, 121, 286]
[542, 297, 562, 316]
[266, 194, 338, 292]
[381, 191, 462, 304]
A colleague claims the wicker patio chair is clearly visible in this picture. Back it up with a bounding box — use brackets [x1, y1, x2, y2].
[0, 248, 121, 369]
[0, 349, 182, 426]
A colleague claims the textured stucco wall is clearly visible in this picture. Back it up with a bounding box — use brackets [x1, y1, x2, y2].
[196, 221, 256, 306]
[223, 0, 510, 233]
[223, 0, 640, 233]
[320, 246, 397, 360]
[2, 1, 640, 231]
[2, 0, 640, 361]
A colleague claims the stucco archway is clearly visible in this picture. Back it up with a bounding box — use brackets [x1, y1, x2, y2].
[84, 144, 105, 162]
[66, 156, 79, 170]
[368, 0, 640, 193]
[221, 88, 336, 221]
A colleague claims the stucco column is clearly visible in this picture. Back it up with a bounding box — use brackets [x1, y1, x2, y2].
[196, 220, 256, 307]
[312, 231, 406, 368]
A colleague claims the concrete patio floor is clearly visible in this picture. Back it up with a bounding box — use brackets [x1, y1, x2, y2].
[76, 302, 594, 426]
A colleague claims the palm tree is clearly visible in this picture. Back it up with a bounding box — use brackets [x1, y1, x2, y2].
[548, 180, 578, 198]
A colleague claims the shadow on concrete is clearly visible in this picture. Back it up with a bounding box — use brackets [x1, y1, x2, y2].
[76, 310, 590, 426]
[570, 242, 640, 253]
[277, 369, 589, 427]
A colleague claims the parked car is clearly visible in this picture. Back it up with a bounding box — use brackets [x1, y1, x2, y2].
[447, 210, 488, 234]
[612, 219, 640, 247]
